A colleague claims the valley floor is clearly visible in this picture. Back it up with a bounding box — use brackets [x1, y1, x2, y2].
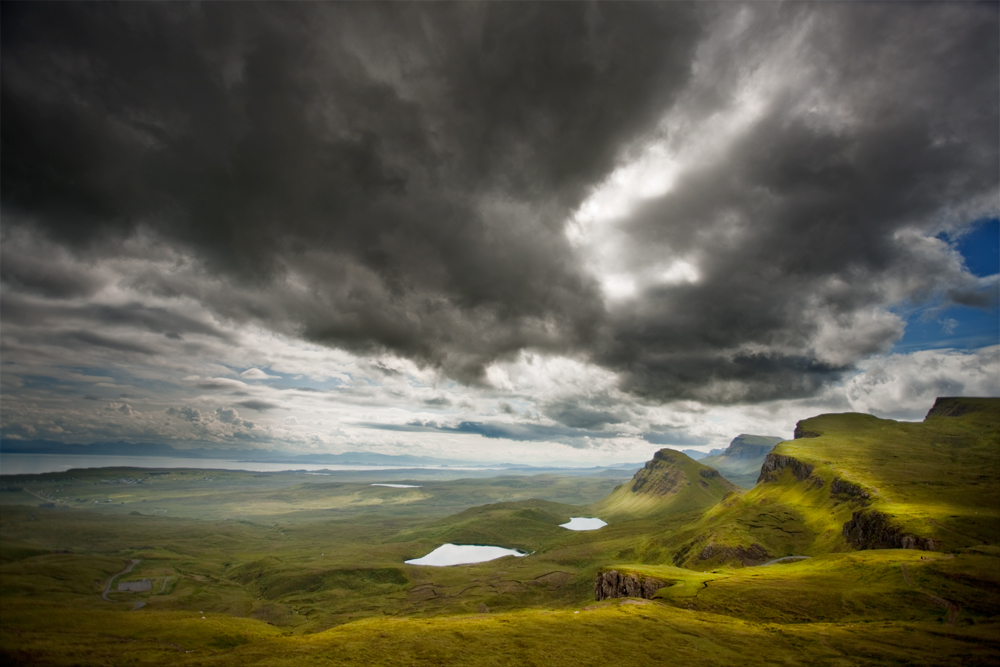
[1, 462, 998, 666]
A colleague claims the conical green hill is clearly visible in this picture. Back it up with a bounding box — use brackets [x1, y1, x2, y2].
[591, 448, 740, 519]
[667, 397, 1000, 569]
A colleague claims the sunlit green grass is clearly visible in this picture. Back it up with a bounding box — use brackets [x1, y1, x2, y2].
[1, 400, 998, 665]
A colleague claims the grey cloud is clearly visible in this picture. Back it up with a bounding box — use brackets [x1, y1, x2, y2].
[1, 3, 995, 408]
[216, 406, 240, 424]
[107, 401, 135, 416]
[423, 397, 452, 407]
[0, 290, 232, 342]
[195, 378, 247, 391]
[641, 428, 709, 447]
[0, 244, 106, 299]
[592, 3, 998, 402]
[542, 398, 625, 430]
[237, 399, 280, 412]
[1, 2, 700, 382]
[68, 330, 159, 356]
[166, 406, 202, 422]
[361, 419, 618, 447]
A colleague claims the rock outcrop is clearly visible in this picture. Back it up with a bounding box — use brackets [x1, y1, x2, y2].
[831, 477, 871, 501]
[593, 447, 740, 518]
[757, 453, 814, 484]
[630, 461, 683, 495]
[842, 510, 937, 551]
[594, 570, 665, 601]
[793, 422, 821, 439]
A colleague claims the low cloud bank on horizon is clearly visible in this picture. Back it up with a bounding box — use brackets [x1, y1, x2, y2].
[1, 3, 997, 463]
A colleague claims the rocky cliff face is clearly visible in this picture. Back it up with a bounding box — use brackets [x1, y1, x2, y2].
[630, 456, 684, 495]
[842, 509, 937, 551]
[757, 453, 815, 484]
[831, 477, 871, 501]
[793, 422, 821, 439]
[594, 570, 665, 601]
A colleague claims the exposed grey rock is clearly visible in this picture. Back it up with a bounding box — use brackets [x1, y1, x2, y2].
[793, 422, 821, 439]
[842, 509, 937, 551]
[594, 570, 665, 601]
[757, 453, 814, 484]
[831, 477, 871, 501]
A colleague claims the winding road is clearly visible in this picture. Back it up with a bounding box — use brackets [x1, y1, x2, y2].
[101, 559, 141, 602]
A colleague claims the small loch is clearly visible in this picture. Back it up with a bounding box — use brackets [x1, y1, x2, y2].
[559, 517, 607, 531]
[371, 483, 421, 488]
[405, 543, 527, 566]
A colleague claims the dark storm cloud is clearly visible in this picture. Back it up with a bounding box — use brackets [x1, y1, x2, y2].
[592, 3, 999, 402]
[1, 2, 701, 381]
[1, 2, 996, 407]
[542, 396, 626, 429]
[68, 330, 158, 356]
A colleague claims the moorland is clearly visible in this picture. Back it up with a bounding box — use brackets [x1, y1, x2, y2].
[1, 397, 998, 666]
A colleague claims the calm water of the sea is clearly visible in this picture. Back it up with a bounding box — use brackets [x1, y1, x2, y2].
[0, 453, 474, 476]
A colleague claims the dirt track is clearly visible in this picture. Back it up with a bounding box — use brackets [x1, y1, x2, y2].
[101, 559, 141, 602]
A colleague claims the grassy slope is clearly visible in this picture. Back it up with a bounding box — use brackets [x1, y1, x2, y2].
[665, 400, 1000, 569]
[2, 401, 999, 666]
[592, 449, 739, 519]
[3, 596, 997, 667]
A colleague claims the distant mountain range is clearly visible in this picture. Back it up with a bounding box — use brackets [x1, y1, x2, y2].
[700, 434, 785, 488]
[0, 438, 645, 471]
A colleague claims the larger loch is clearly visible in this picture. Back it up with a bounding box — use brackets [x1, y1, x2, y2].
[405, 544, 528, 566]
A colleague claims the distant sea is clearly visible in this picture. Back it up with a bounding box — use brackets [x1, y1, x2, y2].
[0, 453, 488, 476]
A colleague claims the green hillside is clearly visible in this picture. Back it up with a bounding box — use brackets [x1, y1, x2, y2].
[664, 397, 1000, 569]
[700, 434, 784, 488]
[591, 448, 740, 519]
[1, 398, 998, 665]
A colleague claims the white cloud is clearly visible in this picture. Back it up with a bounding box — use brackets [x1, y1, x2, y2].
[240, 368, 278, 380]
[846, 346, 1000, 420]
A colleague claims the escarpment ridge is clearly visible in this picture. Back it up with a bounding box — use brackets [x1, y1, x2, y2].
[616, 397, 1000, 570]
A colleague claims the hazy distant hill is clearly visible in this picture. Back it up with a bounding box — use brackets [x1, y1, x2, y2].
[592, 448, 739, 519]
[0, 439, 478, 467]
[667, 397, 1000, 569]
[700, 434, 784, 488]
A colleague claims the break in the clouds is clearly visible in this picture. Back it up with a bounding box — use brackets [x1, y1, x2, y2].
[1, 3, 997, 462]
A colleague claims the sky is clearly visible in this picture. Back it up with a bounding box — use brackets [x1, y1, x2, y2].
[1, 2, 997, 465]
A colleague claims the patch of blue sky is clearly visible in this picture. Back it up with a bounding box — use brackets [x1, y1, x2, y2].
[893, 218, 999, 353]
[950, 217, 999, 278]
[242, 367, 347, 392]
[892, 305, 998, 353]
